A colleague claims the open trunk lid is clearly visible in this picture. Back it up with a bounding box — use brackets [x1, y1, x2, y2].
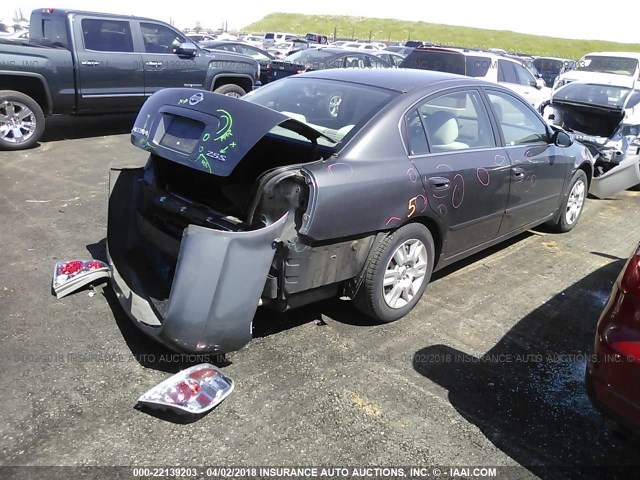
[131, 88, 333, 177]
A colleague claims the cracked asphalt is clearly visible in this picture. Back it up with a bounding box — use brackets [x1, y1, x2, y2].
[1, 114, 640, 479]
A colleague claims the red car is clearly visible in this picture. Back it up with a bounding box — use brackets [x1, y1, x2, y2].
[586, 241, 640, 432]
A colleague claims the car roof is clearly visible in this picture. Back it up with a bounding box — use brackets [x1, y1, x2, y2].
[296, 67, 498, 93]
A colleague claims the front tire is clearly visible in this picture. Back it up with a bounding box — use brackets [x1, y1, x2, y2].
[549, 169, 588, 233]
[213, 84, 246, 98]
[0, 90, 45, 151]
[354, 223, 435, 323]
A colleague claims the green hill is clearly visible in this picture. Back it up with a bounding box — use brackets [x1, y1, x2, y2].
[243, 13, 640, 59]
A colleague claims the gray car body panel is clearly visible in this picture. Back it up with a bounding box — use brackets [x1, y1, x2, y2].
[107, 167, 287, 353]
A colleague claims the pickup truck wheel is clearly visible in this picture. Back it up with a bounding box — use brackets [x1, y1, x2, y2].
[353, 223, 435, 323]
[548, 170, 587, 233]
[0, 91, 45, 151]
[213, 84, 246, 98]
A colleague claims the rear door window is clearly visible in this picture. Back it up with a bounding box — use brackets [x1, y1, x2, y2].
[498, 60, 518, 83]
[81, 18, 134, 52]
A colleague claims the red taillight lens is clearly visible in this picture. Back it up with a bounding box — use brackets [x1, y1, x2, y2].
[621, 247, 640, 300]
[60, 260, 83, 275]
[605, 326, 640, 363]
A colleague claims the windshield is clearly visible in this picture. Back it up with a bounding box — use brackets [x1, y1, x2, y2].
[574, 56, 639, 76]
[244, 77, 398, 146]
[533, 58, 564, 74]
[553, 83, 632, 109]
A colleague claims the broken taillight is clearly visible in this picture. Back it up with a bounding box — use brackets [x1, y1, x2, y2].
[52, 259, 110, 298]
[137, 364, 233, 414]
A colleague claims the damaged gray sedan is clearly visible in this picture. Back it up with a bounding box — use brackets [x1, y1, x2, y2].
[108, 69, 594, 354]
[544, 82, 640, 198]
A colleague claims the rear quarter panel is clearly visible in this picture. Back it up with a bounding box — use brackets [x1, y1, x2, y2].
[300, 115, 441, 241]
[0, 43, 75, 113]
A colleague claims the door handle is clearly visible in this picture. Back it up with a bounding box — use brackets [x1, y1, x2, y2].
[428, 176, 451, 190]
[513, 167, 525, 179]
[81, 60, 100, 66]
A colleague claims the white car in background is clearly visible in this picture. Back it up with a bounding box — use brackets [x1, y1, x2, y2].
[263, 32, 298, 48]
[554, 52, 640, 90]
[401, 47, 552, 110]
[241, 35, 264, 48]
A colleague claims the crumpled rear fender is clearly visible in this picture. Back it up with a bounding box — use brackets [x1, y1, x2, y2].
[107, 167, 287, 353]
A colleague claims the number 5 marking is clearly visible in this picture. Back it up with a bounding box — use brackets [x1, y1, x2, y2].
[408, 197, 417, 218]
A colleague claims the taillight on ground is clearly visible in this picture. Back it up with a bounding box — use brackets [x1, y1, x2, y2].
[52, 259, 110, 298]
[137, 364, 234, 415]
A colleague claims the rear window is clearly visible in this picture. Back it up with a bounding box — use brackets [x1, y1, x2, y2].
[402, 50, 465, 75]
[265, 33, 274, 39]
[401, 51, 491, 77]
[245, 77, 399, 146]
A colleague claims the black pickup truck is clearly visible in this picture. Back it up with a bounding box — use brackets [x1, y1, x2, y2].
[0, 8, 260, 150]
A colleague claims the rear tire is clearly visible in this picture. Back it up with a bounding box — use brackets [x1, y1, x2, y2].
[213, 84, 246, 97]
[548, 170, 588, 233]
[0, 90, 45, 151]
[353, 223, 435, 323]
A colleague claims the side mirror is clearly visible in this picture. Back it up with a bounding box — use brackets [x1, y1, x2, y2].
[552, 130, 573, 147]
[175, 42, 198, 56]
[536, 78, 545, 89]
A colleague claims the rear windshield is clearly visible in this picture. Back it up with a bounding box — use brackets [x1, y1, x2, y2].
[244, 77, 399, 145]
[575, 56, 639, 75]
[264, 33, 274, 39]
[401, 51, 491, 77]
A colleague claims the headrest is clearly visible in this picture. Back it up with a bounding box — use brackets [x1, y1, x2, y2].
[426, 111, 459, 145]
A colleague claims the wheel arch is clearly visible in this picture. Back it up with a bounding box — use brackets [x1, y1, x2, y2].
[0, 73, 53, 115]
[401, 215, 445, 269]
[211, 74, 254, 94]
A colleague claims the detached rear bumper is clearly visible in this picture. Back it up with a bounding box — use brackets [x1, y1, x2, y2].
[107, 168, 286, 354]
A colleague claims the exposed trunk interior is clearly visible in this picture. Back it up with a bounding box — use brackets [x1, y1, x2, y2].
[143, 135, 328, 241]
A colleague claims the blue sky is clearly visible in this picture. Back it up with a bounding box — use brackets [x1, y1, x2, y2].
[2, 1, 638, 44]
